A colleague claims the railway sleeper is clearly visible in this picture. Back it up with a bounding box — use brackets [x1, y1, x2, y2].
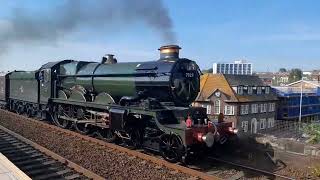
[14, 157, 49, 166]
[0, 144, 29, 151]
[27, 165, 65, 177]
[19, 160, 57, 171]
[3, 150, 38, 158]
[64, 174, 82, 180]
[0, 147, 35, 154]
[32, 171, 68, 180]
[10, 153, 44, 162]
[0, 139, 20, 145]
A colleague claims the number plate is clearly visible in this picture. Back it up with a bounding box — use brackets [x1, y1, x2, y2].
[185, 73, 194, 78]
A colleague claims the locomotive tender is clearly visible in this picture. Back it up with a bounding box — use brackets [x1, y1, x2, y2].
[0, 45, 236, 163]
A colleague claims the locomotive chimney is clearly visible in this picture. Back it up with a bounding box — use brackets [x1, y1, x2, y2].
[101, 54, 117, 64]
[158, 45, 181, 60]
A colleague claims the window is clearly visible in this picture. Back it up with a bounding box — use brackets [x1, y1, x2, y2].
[206, 105, 211, 115]
[214, 100, 220, 115]
[224, 105, 234, 115]
[241, 105, 249, 115]
[238, 86, 243, 95]
[265, 87, 270, 94]
[241, 121, 248, 132]
[268, 118, 275, 128]
[257, 87, 262, 95]
[260, 119, 266, 129]
[260, 104, 267, 112]
[251, 104, 258, 113]
[269, 103, 275, 112]
[264, 104, 268, 112]
[248, 86, 253, 94]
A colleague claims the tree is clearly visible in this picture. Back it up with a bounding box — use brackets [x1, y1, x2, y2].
[202, 68, 213, 74]
[279, 68, 287, 73]
[288, 68, 302, 83]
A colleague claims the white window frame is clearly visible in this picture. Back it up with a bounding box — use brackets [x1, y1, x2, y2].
[265, 87, 270, 94]
[257, 87, 262, 95]
[241, 121, 248, 132]
[214, 100, 220, 115]
[267, 118, 274, 128]
[241, 105, 249, 115]
[260, 119, 266, 129]
[268, 117, 275, 128]
[248, 86, 253, 94]
[269, 103, 275, 112]
[251, 104, 258, 113]
[264, 104, 268, 112]
[260, 104, 267, 112]
[206, 104, 211, 115]
[238, 86, 243, 95]
[224, 105, 234, 115]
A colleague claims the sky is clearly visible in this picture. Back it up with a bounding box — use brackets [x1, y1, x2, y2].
[0, 0, 320, 72]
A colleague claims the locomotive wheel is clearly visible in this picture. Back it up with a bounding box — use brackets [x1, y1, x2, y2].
[124, 130, 141, 149]
[26, 108, 33, 118]
[52, 105, 71, 129]
[75, 122, 91, 135]
[17, 105, 24, 115]
[160, 134, 183, 163]
[96, 128, 117, 143]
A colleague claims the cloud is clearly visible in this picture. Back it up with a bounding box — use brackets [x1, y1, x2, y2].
[0, 0, 176, 57]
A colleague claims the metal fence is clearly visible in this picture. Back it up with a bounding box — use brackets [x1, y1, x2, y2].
[260, 120, 302, 139]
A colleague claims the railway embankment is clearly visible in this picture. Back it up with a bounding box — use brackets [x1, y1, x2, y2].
[0, 110, 205, 180]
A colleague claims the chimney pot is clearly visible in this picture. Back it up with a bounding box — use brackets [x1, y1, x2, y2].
[101, 54, 117, 64]
[158, 45, 181, 60]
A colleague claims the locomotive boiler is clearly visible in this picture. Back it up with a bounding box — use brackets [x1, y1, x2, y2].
[58, 45, 200, 107]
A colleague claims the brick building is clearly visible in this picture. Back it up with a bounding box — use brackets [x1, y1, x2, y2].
[193, 74, 278, 135]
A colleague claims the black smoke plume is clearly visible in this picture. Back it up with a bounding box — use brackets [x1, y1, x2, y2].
[0, 0, 176, 54]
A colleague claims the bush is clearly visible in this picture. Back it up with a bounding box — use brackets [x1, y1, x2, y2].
[312, 166, 320, 178]
[303, 123, 320, 144]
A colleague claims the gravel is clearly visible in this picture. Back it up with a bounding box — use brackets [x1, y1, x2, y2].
[209, 139, 320, 179]
[0, 110, 194, 180]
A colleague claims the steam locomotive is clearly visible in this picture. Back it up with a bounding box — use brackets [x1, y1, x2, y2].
[0, 45, 237, 163]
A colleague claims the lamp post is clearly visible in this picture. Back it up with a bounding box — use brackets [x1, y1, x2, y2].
[299, 79, 303, 131]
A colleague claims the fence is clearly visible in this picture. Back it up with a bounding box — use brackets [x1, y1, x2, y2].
[259, 120, 302, 140]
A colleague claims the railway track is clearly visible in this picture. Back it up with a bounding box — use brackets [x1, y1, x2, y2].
[0, 124, 104, 180]
[0, 109, 299, 180]
[206, 156, 295, 180]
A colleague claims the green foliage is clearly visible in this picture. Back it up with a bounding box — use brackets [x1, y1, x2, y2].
[289, 68, 302, 83]
[312, 166, 320, 177]
[202, 68, 213, 74]
[303, 123, 320, 144]
[279, 68, 287, 73]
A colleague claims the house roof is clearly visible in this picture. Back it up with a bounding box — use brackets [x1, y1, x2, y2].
[224, 74, 264, 86]
[197, 73, 237, 102]
[287, 80, 320, 87]
[196, 73, 278, 102]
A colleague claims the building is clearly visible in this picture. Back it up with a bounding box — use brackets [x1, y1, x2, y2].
[255, 72, 274, 86]
[212, 60, 252, 75]
[256, 72, 290, 86]
[273, 80, 320, 122]
[193, 74, 278, 135]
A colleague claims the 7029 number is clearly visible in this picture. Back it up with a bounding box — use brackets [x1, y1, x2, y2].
[185, 73, 194, 78]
